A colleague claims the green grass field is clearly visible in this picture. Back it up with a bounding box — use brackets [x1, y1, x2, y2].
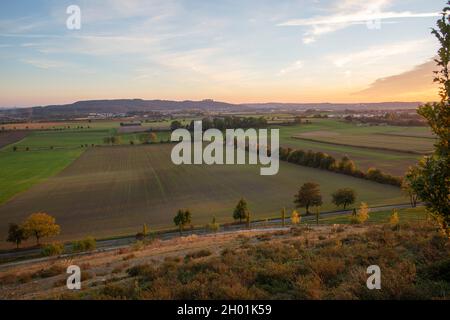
[0, 144, 407, 244]
[0, 128, 173, 205]
[0, 130, 110, 204]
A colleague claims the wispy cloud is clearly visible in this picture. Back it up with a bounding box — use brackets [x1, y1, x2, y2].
[21, 58, 70, 69]
[278, 60, 304, 76]
[330, 40, 430, 68]
[277, 0, 439, 44]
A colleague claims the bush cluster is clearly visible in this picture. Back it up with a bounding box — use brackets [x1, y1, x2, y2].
[72, 237, 96, 253]
[41, 242, 65, 256]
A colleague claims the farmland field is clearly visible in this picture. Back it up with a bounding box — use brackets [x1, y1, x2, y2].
[0, 118, 196, 131]
[0, 128, 172, 205]
[0, 144, 407, 246]
[292, 131, 433, 154]
[274, 119, 434, 175]
[0, 118, 429, 209]
[0, 130, 110, 204]
[0, 131, 28, 148]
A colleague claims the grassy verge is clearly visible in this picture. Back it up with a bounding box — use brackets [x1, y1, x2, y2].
[315, 207, 427, 225]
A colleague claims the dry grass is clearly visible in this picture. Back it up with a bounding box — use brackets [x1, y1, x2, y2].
[3, 222, 447, 300]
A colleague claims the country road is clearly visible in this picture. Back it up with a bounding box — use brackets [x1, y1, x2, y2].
[0, 202, 419, 269]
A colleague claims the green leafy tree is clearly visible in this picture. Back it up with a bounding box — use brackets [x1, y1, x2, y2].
[139, 133, 150, 144]
[408, 3, 450, 237]
[170, 120, 183, 131]
[332, 188, 356, 210]
[233, 198, 250, 223]
[103, 136, 113, 145]
[174, 209, 192, 235]
[111, 136, 122, 145]
[22, 213, 60, 245]
[402, 167, 420, 207]
[6, 223, 28, 249]
[294, 182, 323, 215]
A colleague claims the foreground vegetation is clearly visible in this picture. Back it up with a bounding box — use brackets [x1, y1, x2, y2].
[46, 221, 450, 300]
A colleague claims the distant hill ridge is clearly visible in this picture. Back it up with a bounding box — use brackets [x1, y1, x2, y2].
[0, 99, 423, 119]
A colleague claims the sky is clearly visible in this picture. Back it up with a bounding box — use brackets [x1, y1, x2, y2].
[0, 0, 445, 107]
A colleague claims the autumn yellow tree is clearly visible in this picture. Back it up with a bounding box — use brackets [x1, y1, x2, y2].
[389, 209, 400, 230]
[149, 132, 158, 143]
[291, 210, 301, 225]
[356, 202, 370, 224]
[22, 213, 60, 245]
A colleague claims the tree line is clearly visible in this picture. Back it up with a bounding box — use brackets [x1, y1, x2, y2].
[280, 147, 402, 187]
[170, 182, 359, 236]
[170, 116, 268, 132]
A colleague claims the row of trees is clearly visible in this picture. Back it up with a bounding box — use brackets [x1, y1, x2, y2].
[138, 132, 158, 144]
[280, 147, 402, 186]
[172, 184, 357, 236]
[294, 182, 356, 214]
[170, 116, 268, 132]
[104, 132, 165, 146]
[232, 184, 357, 228]
[7, 213, 60, 248]
[103, 136, 122, 145]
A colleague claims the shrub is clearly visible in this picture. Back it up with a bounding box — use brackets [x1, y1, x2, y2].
[132, 240, 144, 251]
[33, 264, 66, 279]
[424, 258, 450, 282]
[112, 265, 126, 274]
[135, 232, 145, 241]
[389, 210, 400, 230]
[72, 237, 96, 253]
[207, 216, 220, 233]
[351, 203, 370, 224]
[127, 264, 158, 280]
[122, 254, 136, 261]
[185, 249, 212, 261]
[41, 242, 65, 256]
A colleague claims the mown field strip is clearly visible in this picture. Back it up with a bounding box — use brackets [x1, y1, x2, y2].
[290, 135, 431, 155]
